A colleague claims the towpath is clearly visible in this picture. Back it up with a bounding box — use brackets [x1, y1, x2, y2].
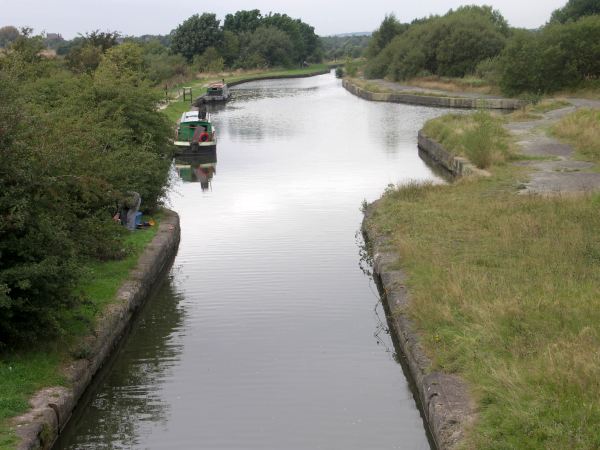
[506, 98, 600, 195]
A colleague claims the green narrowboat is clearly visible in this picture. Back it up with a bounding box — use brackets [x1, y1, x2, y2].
[174, 110, 217, 152]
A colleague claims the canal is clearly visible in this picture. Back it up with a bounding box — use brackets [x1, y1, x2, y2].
[56, 71, 448, 449]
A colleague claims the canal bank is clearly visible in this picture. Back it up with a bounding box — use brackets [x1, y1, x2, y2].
[342, 78, 524, 110]
[12, 210, 180, 450]
[364, 99, 600, 448]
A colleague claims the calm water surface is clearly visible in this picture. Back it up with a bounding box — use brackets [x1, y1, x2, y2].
[56, 72, 450, 450]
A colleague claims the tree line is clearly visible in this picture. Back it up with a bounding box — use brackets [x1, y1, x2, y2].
[364, 0, 600, 96]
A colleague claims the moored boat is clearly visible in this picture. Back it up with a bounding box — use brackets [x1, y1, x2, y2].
[194, 81, 230, 104]
[174, 110, 217, 153]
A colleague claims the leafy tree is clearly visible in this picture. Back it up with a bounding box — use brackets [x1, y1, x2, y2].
[0, 26, 19, 48]
[224, 9, 263, 34]
[551, 0, 600, 23]
[499, 15, 600, 95]
[170, 13, 224, 61]
[243, 26, 294, 68]
[192, 47, 225, 73]
[103, 42, 145, 75]
[365, 14, 406, 58]
[220, 30, 240, 67]
[8, 28, 44, 63]
[366, 6, 509, 80]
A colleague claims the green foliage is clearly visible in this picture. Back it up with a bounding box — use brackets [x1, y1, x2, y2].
[344, 57, 360, 77]
[365, 14, 406, 59]
[192, 47, 225, 73]
[0, 36, 172, 347]
[243, 26, 294, 68]
[551, 0, 600, 23]
[170, 13, 224, 61]
[423, 111, 511, 169]
[499, 16, 600, 95]
[365, 6, 509, 80]
[224, 9, 263, 34]
[170, 10, 322, 69]
[321, 34, 370, 60]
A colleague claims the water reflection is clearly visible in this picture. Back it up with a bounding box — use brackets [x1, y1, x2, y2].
[174, 151, 218, 191]
[55, 277, 185, 449]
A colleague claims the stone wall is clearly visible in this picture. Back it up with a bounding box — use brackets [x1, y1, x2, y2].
[14, 210, 181, 450]
[343, 79, 524, 110]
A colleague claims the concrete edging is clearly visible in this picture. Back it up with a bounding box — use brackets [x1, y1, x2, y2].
[362, 209, 475, 450]
[417, 131, 490, 178]
[12, 209, 181, 450]
[343, 78, 524, 110]
[227, 69, 331, 88]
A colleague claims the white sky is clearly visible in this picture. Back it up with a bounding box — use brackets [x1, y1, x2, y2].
[1, 0, 567, 38]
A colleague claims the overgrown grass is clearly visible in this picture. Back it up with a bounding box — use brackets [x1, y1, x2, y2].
[405, 75, 496, 95]
[0, 218, 160, 449]
[162, 64, 329, 123]
[551, 108, 600, 163]
[507, 99, 572, 122]
[369, 166, 600, 449]
[422, 111, 513, 169]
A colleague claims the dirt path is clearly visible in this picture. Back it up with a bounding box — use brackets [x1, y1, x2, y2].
[506, 98, 600, 195]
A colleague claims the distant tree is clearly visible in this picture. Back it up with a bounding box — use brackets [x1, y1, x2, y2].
[224, 9, 263, 34]
[551, 0, 600, 23]
[102, 42, 145, 76]
[220, 30, 240, 67]
[8, 28, 44, 63]
[66, 43, 103, 73]
[242, 26, 294, 68]
[170, 13, 224, 61]
[365, 6, 509, 80]
[365, 14, 407, 58]
[81, 30, 120, 52]
[0, 25, 20, 48]
[192, 47, 224, 73]
[499, 15, 600, 95]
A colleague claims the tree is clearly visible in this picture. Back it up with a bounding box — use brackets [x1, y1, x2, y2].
[241, 26, 294, 68]
[0, 25, 19, 48]
[551, 0, 600, 23]
[170, 13, 224, 61]
[224, 9, 263, 34]
[365, 14, 406, 58]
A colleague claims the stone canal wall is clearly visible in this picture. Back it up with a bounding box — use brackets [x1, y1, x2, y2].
[417, 131, 490, 178]
[343, 78, 524, 110]
[14, 210, 181, 450]
[362, 210, 475, 450]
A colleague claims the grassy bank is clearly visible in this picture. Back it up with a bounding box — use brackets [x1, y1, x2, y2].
[551, 108, 600, 164]
[0, 219, 160, 449]
[368, 110, 600, 447]
[162, 64, 329, 123]
[422, 111, 513, 168]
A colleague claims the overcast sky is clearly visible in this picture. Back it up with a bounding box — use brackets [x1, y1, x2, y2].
[2, 0, 567, 38]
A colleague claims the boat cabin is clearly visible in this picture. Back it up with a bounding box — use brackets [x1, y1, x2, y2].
[175, 110, 216, 148]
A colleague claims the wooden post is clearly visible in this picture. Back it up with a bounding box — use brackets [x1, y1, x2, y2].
[182, 87, 193, 104]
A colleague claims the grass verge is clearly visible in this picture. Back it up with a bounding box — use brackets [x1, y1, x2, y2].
[368, 166, 600, 449]
[162, 64, 329, 123]
[405, 75, 496, 95]
[422, 111, 513, 168]
[551, 108, 600, 164]
[0, 217, 160, 449]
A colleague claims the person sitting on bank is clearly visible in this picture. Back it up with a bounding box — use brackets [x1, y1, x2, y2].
[113, 191, 141, 231]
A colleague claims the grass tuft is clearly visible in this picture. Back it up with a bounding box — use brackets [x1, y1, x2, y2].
[551, 108, 600, 163]
[423, 111, 512, 169]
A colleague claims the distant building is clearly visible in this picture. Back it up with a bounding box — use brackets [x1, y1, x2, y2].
[46, 33, 63, 41]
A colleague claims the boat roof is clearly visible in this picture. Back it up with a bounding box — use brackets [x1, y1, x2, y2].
[180, 110, 211, 123]
[209, 82, 226, 88]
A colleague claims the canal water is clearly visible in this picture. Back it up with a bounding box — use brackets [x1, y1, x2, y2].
[55, 72, 448, 449]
